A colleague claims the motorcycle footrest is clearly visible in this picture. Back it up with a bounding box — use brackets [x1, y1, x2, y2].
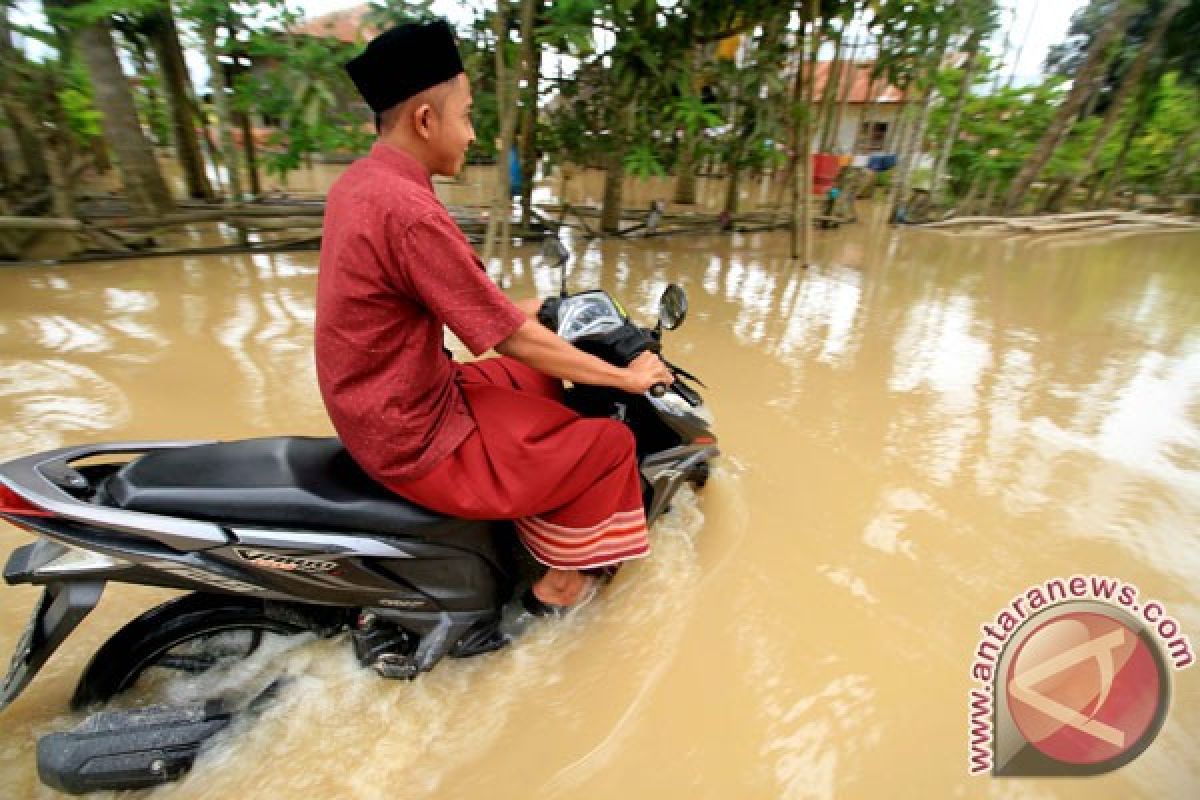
[37, 700, 231, 794]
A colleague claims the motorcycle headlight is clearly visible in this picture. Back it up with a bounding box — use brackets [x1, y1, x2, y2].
[557, 293, 624, 342]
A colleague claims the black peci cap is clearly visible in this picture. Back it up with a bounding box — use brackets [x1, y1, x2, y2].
[344, 19, 465, 114]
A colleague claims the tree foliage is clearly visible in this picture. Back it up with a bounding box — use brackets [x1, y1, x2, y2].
[3, 0, 1198, 218]
[237, 28, 372, 180]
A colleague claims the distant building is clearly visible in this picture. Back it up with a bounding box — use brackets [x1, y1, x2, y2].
[718, 31, 912, 155]
[244, 5, 375, 139]
[291, 5, 374, 43]
[809, 60, 910, 154]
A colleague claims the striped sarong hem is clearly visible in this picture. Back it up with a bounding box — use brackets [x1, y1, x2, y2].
[515, 508, 650, 570]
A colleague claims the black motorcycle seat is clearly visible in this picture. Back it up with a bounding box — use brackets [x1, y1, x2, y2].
[100, 437, 457, 535]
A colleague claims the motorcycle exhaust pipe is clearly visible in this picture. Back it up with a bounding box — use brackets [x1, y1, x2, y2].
[37, 699, 232, 794]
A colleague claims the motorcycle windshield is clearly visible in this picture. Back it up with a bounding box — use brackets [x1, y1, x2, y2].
[557, 293, 624, 343]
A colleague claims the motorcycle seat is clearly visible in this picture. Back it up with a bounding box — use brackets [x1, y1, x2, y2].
[99, 437, 458, 535]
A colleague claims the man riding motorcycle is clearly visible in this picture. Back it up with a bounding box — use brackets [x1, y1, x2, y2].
[321, 20, 673, 614]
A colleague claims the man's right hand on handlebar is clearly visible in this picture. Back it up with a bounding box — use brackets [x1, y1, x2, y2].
[622, 351, 673, 395]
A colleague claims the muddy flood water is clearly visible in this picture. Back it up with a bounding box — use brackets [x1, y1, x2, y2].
[1, 171, 1199, 798]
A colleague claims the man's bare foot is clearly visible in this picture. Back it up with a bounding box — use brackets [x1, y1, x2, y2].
[531, 568, 591, 607]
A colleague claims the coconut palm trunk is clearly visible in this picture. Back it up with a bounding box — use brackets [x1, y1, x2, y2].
[147, 7, 214, 201]
[959, 169, 983, 214]
[890, 81, 936, 220]
[829, 35, 861, 153]
[200, 19, 244, 206]
[125, 35, 167, 144]
[517, 0, 539, 229]
[600, 144, 627, 234]
[238, 110, 261, 198]
[0, 129, 10, 187]
[674, 146, 698, 204]
[721, 78, 746, 216]
[1002, 0, 1140, 213]
[0, 100, 49, 184]
[817, 26, 845, 152]
[884, 91, 913, 155]
[791, 11, 816, 265]
[723, 163, 741, 215]
[72, 13, 174, 216]
[1094, 78, 1154, 207]
[1161, 125, 1200, 199]
[600, 89, 634, 234]
[0, 7, 49, 185]
[672, 46, 705, 206]
[930, 29, 982, 206]
[483, 3, 517, 262]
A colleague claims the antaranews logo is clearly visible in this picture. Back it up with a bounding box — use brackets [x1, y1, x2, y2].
[967, 575, 1193, 777]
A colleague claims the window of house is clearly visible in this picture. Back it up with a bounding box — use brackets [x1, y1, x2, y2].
[856, 121, 888, 152]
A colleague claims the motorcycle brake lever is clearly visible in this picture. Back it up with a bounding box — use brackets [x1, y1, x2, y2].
[661, 357, 706, 388]
[670, 377, 702, 407]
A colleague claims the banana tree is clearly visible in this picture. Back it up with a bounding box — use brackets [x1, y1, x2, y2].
[668, 75, 723, 204]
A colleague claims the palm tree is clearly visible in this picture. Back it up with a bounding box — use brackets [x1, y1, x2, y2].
[61, 0, 175, 216]
[670, 74, 723, 205]
[0, 3, 50, 185]
[516, 0, 539, 228]
[196, 8, 244, 205]
[483, 2, 517, 262]
[930, 28, 984, 205]
[1054, 0, 1185, 210]
[143, 4, 214, 202]
[791, 5, 817, 265]
[1002, 0, 1142, 213]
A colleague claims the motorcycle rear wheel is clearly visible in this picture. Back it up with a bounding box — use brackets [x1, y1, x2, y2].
[71, 593, 311, 711]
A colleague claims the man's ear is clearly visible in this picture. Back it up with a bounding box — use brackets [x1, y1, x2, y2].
[413, 102, 434, 140]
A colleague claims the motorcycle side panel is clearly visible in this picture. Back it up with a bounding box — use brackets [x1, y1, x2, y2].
[209, 520, 515, 612]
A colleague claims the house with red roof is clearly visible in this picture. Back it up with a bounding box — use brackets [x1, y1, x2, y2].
[809, 60, 910, 153]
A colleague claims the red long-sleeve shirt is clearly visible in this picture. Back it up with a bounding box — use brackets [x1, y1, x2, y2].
[316, 142, 526, 482]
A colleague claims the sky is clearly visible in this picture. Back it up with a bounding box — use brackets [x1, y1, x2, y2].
[987, 0, 1091, 85]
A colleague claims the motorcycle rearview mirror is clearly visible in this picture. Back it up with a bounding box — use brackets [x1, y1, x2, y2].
[539, 229, 571, 297]
[658, 284, 688, 331]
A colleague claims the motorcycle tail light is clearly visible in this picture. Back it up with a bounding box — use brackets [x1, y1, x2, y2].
[0, 484, 54, 517]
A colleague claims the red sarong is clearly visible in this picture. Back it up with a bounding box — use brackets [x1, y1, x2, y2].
[387, 357, 651, 570]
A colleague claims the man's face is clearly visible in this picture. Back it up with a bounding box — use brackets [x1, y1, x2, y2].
[429, 74, 475, 177]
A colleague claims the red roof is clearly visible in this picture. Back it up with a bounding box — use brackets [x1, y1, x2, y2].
[292, 4, 374, 43]
[810, 60, 907, 103]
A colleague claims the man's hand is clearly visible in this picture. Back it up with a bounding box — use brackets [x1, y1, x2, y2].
[515, 297, 543, 319]
[496, 320, 675, 396]
[622, 351, 674, 395]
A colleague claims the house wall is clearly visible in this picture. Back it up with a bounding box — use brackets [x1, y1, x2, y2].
[826, 104, 907, 154]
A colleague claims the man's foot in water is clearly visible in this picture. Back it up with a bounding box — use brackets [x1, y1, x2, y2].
[498, 569, 599, 640]
[531, 568, 592, 606]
